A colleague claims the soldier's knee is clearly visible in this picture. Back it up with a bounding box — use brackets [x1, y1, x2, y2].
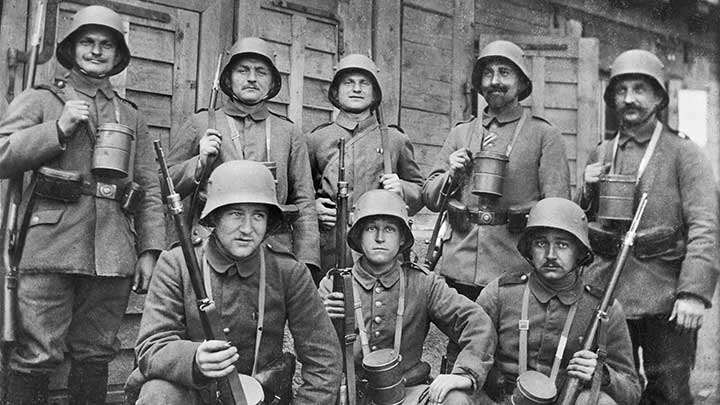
[136, 379, 199, 405]
[440, 389, 476, 405]
[576, 390, 617, 405]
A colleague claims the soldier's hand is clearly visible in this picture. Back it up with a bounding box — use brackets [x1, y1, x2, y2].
[426, 374, 472, 403]
[195, 340, 239, 378]
[669, 296, 706, 331]
[316, 197, 337, 230]
[133, 250, 159, 294]
[322, 291, 345, 319]
[583, 162, 611, 184]
[57, 100, 90, 136]
[566, 350, 597, 382]
[199, 129, 222, 166]
[448, 148, 472, 177]
[380, 173, 404, 199]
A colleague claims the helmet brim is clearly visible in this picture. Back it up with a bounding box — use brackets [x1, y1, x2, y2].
[219, 52, 282, 101]
[56, 24, 131, 77]
[328, 67, 382, 110]
[471, 56, 532, 101]
[347, 215, 414, 255]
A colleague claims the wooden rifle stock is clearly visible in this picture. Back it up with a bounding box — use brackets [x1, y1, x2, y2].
[558, 193, 649, 405]
[188, 53, 224, 226]
[2, 0, 46, 345]
[424, 174, 454, 271]
[154, 141, 249, 405]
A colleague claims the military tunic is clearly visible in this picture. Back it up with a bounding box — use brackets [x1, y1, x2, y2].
[318, 260, 496, 395]
[133, 237, 342, 404]
[0, 69, 164, 372]
[307, 112, 425, 271]
[168, 99, 320, 269]
[423, 104, 570, 287]
[476, 271, 640, 404]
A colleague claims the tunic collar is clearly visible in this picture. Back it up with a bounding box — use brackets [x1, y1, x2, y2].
[66, 68, 114, 99]
[205, 235, 260, 278]
[335, 111, 378, 133]
[528, 269, 582, 306]
[481, 103, 523, 126]
[353, 259, 402, 290]
[222, 95, 270, 121]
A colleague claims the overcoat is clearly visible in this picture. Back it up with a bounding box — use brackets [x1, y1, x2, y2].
[0, 69, 164, 276]
[167, 100, 319, 268]
[423, 104, 570, 286]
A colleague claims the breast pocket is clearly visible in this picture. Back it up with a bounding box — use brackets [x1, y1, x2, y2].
[27, 209, 64, 228]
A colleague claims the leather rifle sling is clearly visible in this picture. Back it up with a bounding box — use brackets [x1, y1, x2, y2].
[343, 272, 357, 405]
[609, 121, 662, 183]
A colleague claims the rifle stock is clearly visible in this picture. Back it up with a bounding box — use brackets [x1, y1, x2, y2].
[424, 174, 454, 271]
[2, 0, 46, 346]
[154, 141, 250, 405]
[558, 193, 648, 405]
[375, 106, 392, 175]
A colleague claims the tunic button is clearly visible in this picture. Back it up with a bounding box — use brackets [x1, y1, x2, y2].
[374, 316, 382, 324]
[31, 216, 39, 224]
[374, 331, 380, 337]
[375, 287, 383, 293]
[375, 301, 382, 307]
[520, 274, 528, 281]
[371, 345, 378, 351]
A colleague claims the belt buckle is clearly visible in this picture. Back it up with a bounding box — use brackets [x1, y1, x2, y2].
[96, 182, 117, 200]
[479, 211, 494, 225]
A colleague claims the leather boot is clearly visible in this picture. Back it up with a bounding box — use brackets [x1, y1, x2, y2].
[2, 370, 49, 405]
[67, 361, 108, 405]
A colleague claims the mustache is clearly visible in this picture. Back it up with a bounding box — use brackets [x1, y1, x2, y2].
[541, 259, 561, 268]
[487, 85, 507, 93]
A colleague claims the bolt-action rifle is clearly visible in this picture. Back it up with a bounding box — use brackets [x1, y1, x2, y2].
[154, 141, 262, 405]
[2, 0, 46, 348]
[331, 138, 356, 405]
[557, 193, 649, 405]
[424, 174, 455, 271]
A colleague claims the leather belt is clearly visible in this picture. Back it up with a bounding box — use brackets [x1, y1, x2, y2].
[81, 180, 123, 202]
[468, 209, 507, 226]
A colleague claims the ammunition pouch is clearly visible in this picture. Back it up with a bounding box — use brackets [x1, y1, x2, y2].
[481, 366, 507, 402]
[254, 352, 296, 405]
[589, 222, 685, 261]
[447, 199, 471, 234]
[507, 201, 537, 234]
[34, 166, 144, 214]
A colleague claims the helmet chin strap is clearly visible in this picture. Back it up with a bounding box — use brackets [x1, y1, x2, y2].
[76, 66, 109, 80]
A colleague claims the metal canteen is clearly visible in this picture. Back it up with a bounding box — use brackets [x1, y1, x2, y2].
[362, 349, 405, 405]
[597, 173, 636, 222]
[510, 371, 557, 405]
[92, 123, 134, 178]
[471, 151, 509, 197]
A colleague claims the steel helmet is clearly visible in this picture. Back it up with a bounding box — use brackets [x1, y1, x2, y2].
[56, 5, 130, 77]
[347, 189, 413, 254]
[517, 197, 593, 266]
[472, 40, 532, 101]
[200, 160, 283, 230]
[220, 37, 282, 101]
[604, 49, 668, 109]
[328, 54, 382, 110]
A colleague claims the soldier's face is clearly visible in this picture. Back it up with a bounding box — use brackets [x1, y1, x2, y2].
[359, 217, 404, 268]
[480, 59, 526, 111]
[230, 57, 272, 104]
[73, 27, 119, 77]
[612, 76, 663, 127]
[213, 203, 268, 259]
[337, 72, 375, 113]
[529, 228, 582, 281]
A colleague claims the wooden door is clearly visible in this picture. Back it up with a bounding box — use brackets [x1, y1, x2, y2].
[477, 34, 600, 195]
[238, 1, 343, 133]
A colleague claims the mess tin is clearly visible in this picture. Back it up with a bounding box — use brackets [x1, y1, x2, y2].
[92, 123, 135, 178]
[471, 151, 509, 197]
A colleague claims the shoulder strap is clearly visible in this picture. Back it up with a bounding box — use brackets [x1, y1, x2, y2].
[518, 284, 530, 374]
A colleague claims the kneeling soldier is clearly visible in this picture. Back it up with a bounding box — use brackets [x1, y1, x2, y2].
[476, 198, 640, 404]
[129, 161, 342, 404]
[319, 189, 496, 404]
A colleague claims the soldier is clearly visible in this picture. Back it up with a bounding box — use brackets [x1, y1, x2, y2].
[578, 49, 719, 403]
[306, 54, 425, 275]
[319, 189, 496, 404]
[423, 40, 570, 364]
[130, 160, 342, 404]
[167, 37, 320, 277]
[0, 5, 164, 403]
[477, 198, 640, 404]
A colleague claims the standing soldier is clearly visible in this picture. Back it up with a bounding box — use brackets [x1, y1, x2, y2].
[130, 161, 342, 404]
[167, 37, 320, 277]
[306, 54, 425, 275]
[477, 198, 640, 404]
[578, 49, 719, 403]
[319, 190, 496, 404]
[423, 40, 570, 364]
[0, 5, 164, 403]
